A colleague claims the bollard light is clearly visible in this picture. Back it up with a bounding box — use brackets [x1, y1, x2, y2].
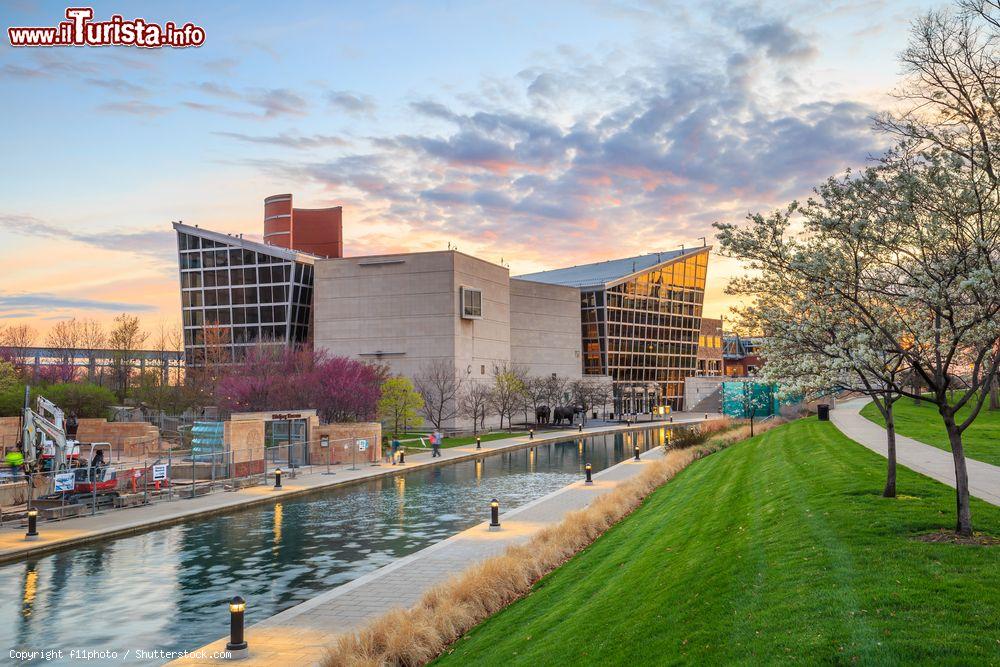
[704, 413, 708, 420]
[273, 468, 282, 490]
[585, 463, 593, 484]
[669, 417, 673, 423]
[578, 423, 583, 432]
[529, 428, 534, 439]
[634, 444, 641, 461]
[476, 436, 482, 450]
[489, 498, 500, 531]
[399, 449, 406, 464]
[25, 509, 39, 541]
[226, 595, 249, 658]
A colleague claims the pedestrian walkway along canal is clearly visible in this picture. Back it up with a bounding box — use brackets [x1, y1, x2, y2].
[0, 427, 671, 665]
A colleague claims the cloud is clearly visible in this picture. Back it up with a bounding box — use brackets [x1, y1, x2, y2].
[86, 77, 148, 97]
[328, 90, 377, 116]
[98, 99, 170, 116]
[187, 82, 308, 118]
[738, 20, 817, 61]
[213, 131, 349, 149]
[0, 293, 157, 313]
[0, 214, 176, 258]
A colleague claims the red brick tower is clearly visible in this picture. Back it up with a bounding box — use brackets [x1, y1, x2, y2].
[263, 194, 343, 258]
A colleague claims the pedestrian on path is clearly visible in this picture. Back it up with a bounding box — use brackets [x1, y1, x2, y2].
[391, 437, 401, 465]
[382, 436, 391, 465]
[431, 430, 443, 458]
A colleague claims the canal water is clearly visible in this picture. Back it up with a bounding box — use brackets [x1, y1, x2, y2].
[0, 427, 670, 665]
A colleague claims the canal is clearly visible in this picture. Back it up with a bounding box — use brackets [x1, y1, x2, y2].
[1, 427, 671, 664]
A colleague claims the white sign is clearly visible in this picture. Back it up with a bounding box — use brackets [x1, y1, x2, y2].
[356, 439, 369, 452]
[54, 472, 75, 493]
[152, 464, 168, 481]
[320, 436, 330, 448]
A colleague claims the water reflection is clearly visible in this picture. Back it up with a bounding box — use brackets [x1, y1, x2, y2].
[0, 427, 670, 665]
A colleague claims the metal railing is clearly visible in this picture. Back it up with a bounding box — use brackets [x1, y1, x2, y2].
[0, 435, 374, 528]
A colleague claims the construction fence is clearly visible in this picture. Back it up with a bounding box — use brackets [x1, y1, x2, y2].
[0, 434, 377, 528]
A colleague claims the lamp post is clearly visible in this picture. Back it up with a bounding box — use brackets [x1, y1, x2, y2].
[633, 444, 640, 461]
[529, 428, 533, 440]
[273, 468, 282, 490]
[584, 463, 593, 485]
[489, 498, 500, 531]
[25, 509, 39, 541]
[476, 436, 481, 450]
[226, 596, 249, 659]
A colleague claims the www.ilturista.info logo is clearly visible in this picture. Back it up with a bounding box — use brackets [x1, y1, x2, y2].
[8, 7, 205, 48]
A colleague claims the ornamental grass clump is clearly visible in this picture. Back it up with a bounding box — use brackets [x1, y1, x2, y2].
[325, 417, 783, 667]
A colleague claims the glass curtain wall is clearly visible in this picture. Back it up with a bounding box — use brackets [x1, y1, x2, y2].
[582, 250, 708, 413]
[177, 230, 315, 367]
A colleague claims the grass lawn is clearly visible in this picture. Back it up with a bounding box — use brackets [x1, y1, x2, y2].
[860, 393, 1000, 466]
[389, 431, 529, 451]
[434, 420, 1000, 665]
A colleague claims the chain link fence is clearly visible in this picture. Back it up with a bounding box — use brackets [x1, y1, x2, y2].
[0, 435, 371, 529]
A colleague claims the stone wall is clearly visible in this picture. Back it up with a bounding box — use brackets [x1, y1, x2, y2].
[0, 416, 159, 459]
[509, 278, 583, 379]
[311, 422, 382, 465]
[225, 419, 266, 477]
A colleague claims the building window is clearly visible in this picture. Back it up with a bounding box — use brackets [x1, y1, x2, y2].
[461, 287, 483, 319]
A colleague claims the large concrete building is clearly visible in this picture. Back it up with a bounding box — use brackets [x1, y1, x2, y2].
[312, 250, 582, 386]
[174, 198, 714, 421]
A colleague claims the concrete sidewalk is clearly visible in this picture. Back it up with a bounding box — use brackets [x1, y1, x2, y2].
[0, 417, 706, 565]
[171, 442, 667, 666]
[830, 398, 1000, 507]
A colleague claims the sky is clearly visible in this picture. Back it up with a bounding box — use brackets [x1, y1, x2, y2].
[0, 0, 935, 342]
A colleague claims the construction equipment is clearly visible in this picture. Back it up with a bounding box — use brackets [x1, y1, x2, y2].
[19, 386, 81, 474]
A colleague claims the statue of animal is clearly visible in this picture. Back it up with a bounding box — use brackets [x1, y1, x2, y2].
[552, 405, 580, 425]
[535, 405, 550, 424]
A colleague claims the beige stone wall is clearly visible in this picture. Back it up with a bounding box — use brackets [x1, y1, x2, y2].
[311, 422, 382, 464]
[0, 416, 159, 459]
[509, 278, 583, 379]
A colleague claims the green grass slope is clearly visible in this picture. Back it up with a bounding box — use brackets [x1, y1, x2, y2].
[861, 393, 1000, 466]
[435, 420, 1000, 666]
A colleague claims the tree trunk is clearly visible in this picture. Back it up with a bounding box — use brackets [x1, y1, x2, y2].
[990, 376, 999, 411]
[882, 402, 897, 498]
[944, 419, 974, 537]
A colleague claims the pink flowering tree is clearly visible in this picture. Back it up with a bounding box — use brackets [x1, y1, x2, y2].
[215, 345, 380, 423]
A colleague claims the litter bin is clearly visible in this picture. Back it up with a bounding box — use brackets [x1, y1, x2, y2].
[817, 404, 830, 421]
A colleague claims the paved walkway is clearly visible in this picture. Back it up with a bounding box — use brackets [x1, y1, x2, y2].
[171, 443, 667, 666]
[830, 398, 1000, 507]
[0, 416, 707, 564]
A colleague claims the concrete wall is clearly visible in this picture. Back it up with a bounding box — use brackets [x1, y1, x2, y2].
[509, 278, 582, 379]
[311, 422, 382, 465]
[313, 250, 514, 429]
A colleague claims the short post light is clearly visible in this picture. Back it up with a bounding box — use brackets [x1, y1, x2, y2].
[669, 416, 673, 423]
[273, 468, 282, 490]
[399, 449, 406, 464]
[489, 498, 501, 531]
[584, 462, 593, 485]
[633, 444, 641, 461]
[476, 436, 482, 450]
[226, 595, 249, 658]
[529, 429, 534, 439]
[704, 413, 708, 420]
[578, 423, 583, 433]
[25, 509, 39, 541]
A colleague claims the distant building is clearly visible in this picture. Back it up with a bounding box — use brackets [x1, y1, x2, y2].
[723, 334, 764, 377]
[696, 317, 723, 376]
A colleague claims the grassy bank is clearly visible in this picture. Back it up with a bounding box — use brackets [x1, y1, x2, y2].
[435, 420, 1000, 665]
[860, 393, 1000, 466]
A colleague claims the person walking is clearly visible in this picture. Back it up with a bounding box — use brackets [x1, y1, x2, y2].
[382, 436, 391, 464]
[431, 430, 443, 458]
[391, 437, 401, 465]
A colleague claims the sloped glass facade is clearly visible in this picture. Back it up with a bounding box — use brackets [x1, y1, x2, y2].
[176, 228, 315, 367]
[581, 250, 708, 413]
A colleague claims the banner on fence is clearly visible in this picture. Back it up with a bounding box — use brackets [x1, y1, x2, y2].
[152, 464, 168, 481]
